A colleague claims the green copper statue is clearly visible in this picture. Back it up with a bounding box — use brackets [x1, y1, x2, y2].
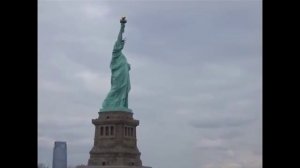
[100, 17, 132, 112]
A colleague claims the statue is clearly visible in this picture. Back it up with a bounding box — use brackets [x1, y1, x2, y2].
[100, 17, 132, 112]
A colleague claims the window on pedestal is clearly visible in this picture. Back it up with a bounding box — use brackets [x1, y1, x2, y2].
[105, 126, 109, 136]
[130, 127, 133, 137]
[128, 127, 130, 136]
[110, 126, 114, 135]
[100, 126, 103, 136]
[124, 126, 134, 137]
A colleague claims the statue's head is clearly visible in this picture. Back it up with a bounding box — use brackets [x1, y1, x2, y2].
[121, 38, 126, 44]
[113, 39, 126, 52]
[119, 40, 125, 50]
[120, 37, 126, 47]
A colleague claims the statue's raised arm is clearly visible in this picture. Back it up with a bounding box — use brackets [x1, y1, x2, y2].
[117, 17, 127, 42]
[113, 17, 127, 53]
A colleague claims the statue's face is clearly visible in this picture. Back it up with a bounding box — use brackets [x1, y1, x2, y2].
[120, 40, 125, 48]
[113, 40, 125, 52]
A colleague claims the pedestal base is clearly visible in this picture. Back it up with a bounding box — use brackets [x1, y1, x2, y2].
[87, 111, 146, 167]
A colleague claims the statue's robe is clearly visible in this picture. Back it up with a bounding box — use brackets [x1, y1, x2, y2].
[102, 24, 131, 110]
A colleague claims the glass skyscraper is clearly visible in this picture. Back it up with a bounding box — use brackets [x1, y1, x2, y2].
[52, 141, 67, 168]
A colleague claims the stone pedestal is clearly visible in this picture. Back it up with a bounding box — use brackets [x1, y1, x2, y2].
[85, 111, 151, 168]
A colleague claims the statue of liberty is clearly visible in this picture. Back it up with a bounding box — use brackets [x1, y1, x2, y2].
[100, 17, 132, 112]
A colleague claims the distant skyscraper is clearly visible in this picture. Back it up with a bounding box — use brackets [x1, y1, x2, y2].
[52, 141, 67, 168]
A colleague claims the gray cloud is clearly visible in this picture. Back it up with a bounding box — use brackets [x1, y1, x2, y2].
[189, 115, 257, 129]
[38, 0, 261, 168]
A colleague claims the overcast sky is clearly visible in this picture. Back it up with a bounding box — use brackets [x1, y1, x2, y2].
[38, 0, 262, 168]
